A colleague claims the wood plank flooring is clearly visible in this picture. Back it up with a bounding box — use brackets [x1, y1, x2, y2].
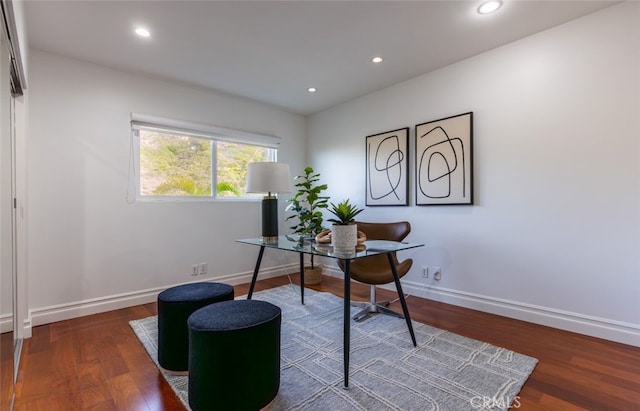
[1, 331, 15, 410]
[10, 274, 640, 410]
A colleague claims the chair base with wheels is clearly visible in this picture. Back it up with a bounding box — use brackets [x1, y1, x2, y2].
[351, 284, 404, 322]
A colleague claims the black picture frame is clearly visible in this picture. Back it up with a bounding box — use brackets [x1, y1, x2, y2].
[415, 112, 473, 205]
[365, 127, 409, 206]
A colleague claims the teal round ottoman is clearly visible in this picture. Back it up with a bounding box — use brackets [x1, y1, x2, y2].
[157, 282, 234, 372]
[187, 299, 282, 411]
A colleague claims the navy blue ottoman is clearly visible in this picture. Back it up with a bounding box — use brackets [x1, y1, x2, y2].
[187, 299, 282, 411]
[157, 282, 234, 372]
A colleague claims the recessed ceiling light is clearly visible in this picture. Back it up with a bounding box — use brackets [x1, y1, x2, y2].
[135, 27, 151, 38]
[477, 0, 503, 15]
[372, 56, 383, 64]
[307, 87, 317, 93]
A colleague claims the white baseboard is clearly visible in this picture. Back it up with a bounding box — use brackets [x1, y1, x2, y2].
[24, 264, 296, 337]
[403, 280, 640, 347]
[322, 266, 640, 347]
[0, 313, 12, 333]
[20, 264, 640, 347]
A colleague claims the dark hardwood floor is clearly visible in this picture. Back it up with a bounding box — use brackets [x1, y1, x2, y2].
[1, 331, 15, 410]
[10, 274, 640, 410]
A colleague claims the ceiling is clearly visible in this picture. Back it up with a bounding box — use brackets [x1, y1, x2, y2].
[24, 0, 617, 115]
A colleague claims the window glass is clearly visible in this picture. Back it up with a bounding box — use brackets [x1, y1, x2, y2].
[216, 140, 274, 198]
[138, 129, 276, 199]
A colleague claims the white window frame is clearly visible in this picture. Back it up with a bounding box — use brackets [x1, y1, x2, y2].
[130, 113, 280, 202]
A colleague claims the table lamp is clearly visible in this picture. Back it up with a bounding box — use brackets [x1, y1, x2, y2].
[245, 162, 291, 243]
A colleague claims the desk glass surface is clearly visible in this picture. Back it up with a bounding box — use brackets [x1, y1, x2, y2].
[237, 234, 424, 388]
[236, 235, 423, 259]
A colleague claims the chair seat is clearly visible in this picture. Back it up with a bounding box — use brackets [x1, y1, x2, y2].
[349, 255, 413, 285]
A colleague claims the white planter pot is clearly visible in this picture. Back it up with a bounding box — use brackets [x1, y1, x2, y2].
[331, 224, 358, 251]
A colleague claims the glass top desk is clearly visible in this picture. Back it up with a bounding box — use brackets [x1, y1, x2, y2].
[237, 235, 424, 388]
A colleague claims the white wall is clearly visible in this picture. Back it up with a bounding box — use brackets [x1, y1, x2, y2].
[26, 50, 306, 332]
[0, 24, 13, 327]
[308, 3, 640, 346]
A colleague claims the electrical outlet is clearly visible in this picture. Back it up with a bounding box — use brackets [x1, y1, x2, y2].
[191, 265, 198, 276]
[433, 267, 442, 281]
[422, 266, 429, 278]
[199, 263, 208, 275]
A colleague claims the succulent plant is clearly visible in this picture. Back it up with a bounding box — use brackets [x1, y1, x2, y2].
[327, 199, 364, 225]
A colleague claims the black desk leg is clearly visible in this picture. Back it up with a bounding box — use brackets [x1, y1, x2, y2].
[299, 252, 305, 305]
[247, 246, 265, 300]
[343, 259, 351, 389]
[387, 253, 417, 347]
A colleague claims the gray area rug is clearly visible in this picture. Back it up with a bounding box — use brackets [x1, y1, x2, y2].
[130, 284, 537, 410]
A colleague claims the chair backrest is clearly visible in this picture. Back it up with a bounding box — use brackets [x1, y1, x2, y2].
[355, 221, 411, 242]
[341, 221, 413, 284]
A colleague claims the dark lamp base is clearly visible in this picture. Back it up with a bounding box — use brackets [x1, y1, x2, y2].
[261, 197, 278, 239]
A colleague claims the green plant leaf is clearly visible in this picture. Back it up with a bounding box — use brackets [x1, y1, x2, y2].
[327, 199, 364, 225]
[287, 167, 329, 236]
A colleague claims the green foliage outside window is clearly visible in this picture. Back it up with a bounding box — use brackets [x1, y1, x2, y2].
[139, 130, 271, 198]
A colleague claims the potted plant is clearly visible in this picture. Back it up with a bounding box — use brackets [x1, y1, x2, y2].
[327, 199, 364, 251]
[286, 167, 329, 284]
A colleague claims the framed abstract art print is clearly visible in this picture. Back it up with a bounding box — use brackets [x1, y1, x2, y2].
[365, 127, 409, 206]
[415, 112, 473, 205]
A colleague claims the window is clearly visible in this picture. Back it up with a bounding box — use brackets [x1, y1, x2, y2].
[131, 114, 279, 200]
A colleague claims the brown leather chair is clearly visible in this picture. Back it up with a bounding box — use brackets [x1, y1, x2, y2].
[338, 221, 413, 322]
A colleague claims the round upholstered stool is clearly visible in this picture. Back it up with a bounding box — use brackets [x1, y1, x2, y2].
[187, 300, 282, 411]
[157, 282, 234, 372]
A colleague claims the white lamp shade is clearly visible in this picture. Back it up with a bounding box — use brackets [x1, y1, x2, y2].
[245, 162, 292, 194]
